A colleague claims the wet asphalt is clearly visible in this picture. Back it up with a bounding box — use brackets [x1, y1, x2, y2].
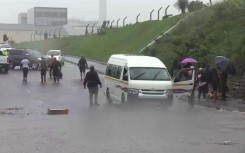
[0, 62, 245, 153]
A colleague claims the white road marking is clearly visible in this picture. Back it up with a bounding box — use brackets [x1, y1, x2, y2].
[26, 89, 31, 94]
[37, 99, 44, 105]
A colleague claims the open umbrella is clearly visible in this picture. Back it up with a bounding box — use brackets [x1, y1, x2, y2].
[181, 58, 198, 64]
[215, 56, 236, 75]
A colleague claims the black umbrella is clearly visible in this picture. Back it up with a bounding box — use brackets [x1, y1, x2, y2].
[215, 56, 236, 75]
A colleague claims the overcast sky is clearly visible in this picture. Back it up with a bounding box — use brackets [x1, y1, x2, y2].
[0, 0, 222, 25]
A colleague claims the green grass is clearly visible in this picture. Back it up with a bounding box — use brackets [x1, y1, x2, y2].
[15, 15, 184, 62]
[145, 0, 245, 77]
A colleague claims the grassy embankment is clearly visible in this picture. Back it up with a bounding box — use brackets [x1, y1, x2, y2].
[146, 0, 245, 76]
[15, 14, 184, 62]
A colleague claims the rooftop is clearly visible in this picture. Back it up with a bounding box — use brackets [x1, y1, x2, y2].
[0, 24, 35, 31]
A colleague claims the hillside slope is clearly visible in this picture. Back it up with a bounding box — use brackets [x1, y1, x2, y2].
[145, 0, 245, 76]
[15, 15, 184, 62]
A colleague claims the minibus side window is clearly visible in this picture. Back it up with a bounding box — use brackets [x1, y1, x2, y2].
[116, 66, 122, 79]
[106, 65, 112, 76]
[110, 65, 117, 78]
[123, 68, 128, 81]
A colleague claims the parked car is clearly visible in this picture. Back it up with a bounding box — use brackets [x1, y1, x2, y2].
[45, 50, 64, 65]
[0, 50, 9, 73]
[8, 49, 44, 70]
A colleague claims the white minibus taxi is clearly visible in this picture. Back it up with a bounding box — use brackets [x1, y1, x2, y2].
[104, 54, 174, 104]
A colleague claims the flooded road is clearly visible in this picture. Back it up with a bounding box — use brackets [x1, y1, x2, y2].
[0, 63, 245, 153]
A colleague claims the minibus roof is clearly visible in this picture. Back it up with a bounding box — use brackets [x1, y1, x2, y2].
[109, 54, 166, 68]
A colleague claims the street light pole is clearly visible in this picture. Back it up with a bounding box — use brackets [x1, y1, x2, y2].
[30, 33, 33, 41]
[123, 17, 127, 27]
[92, 23, 96, 34]
[85, 24, 90, 35]
[158, 7, 162, 20]
[110, 20, 115, 28]
[165, 5, 170, 17]
[59, 27, 62, 38]
[54, 28, 58, 38]
[117, 18, 121, 28]
[39, 30, 42, 40]
[49, 29, 53, 39]
[136, 13, 141, 23]
[150, 9, 154, 21]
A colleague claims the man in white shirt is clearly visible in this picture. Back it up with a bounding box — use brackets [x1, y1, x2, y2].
[21, 57, 30, 81]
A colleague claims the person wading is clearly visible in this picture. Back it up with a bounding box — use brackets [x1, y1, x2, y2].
[78, 56, 88, 81]
[51, 58, 61, 83]
[83, 66, 102, 106]
[21, 57, 30, 82]
[40, 57, 48, 83]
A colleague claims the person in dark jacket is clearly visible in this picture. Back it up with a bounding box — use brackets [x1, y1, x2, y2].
[207, 66, 220, 100]
[51, 58, 61, 83]
[83, 66, 102, 106]
[40, 57, 48, 83]
[78, 56, 88, 81]
[49, 55, 54, 78]
[220, 71, 228, 101]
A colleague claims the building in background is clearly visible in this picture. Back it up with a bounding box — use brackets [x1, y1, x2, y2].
[0, 24, 35, 43]
[18, 13, 27, 25]
[63, 19, 99, 36]
[99, 0, 107, 25]
[27, 7, 68, 26]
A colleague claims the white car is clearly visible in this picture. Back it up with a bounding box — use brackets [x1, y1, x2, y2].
[45, 50, 64, 65]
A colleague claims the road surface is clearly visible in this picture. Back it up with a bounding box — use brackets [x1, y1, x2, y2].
[0, 62, 245, 153]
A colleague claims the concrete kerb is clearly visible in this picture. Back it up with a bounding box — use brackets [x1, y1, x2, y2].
[64, 55, 106, 75]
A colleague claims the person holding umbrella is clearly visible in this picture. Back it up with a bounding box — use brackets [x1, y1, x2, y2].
[220, 70, 228, 101]
[215, 56, 236, 102]
[206, 65, 220, 100]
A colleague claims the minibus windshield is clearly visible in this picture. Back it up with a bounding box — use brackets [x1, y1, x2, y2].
[130, 67, 171, 81]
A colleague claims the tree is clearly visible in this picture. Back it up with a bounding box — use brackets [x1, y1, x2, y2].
[188, 1, 206, 12]
[209, 0, 212, 6]
[174, 0, 189, 14]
